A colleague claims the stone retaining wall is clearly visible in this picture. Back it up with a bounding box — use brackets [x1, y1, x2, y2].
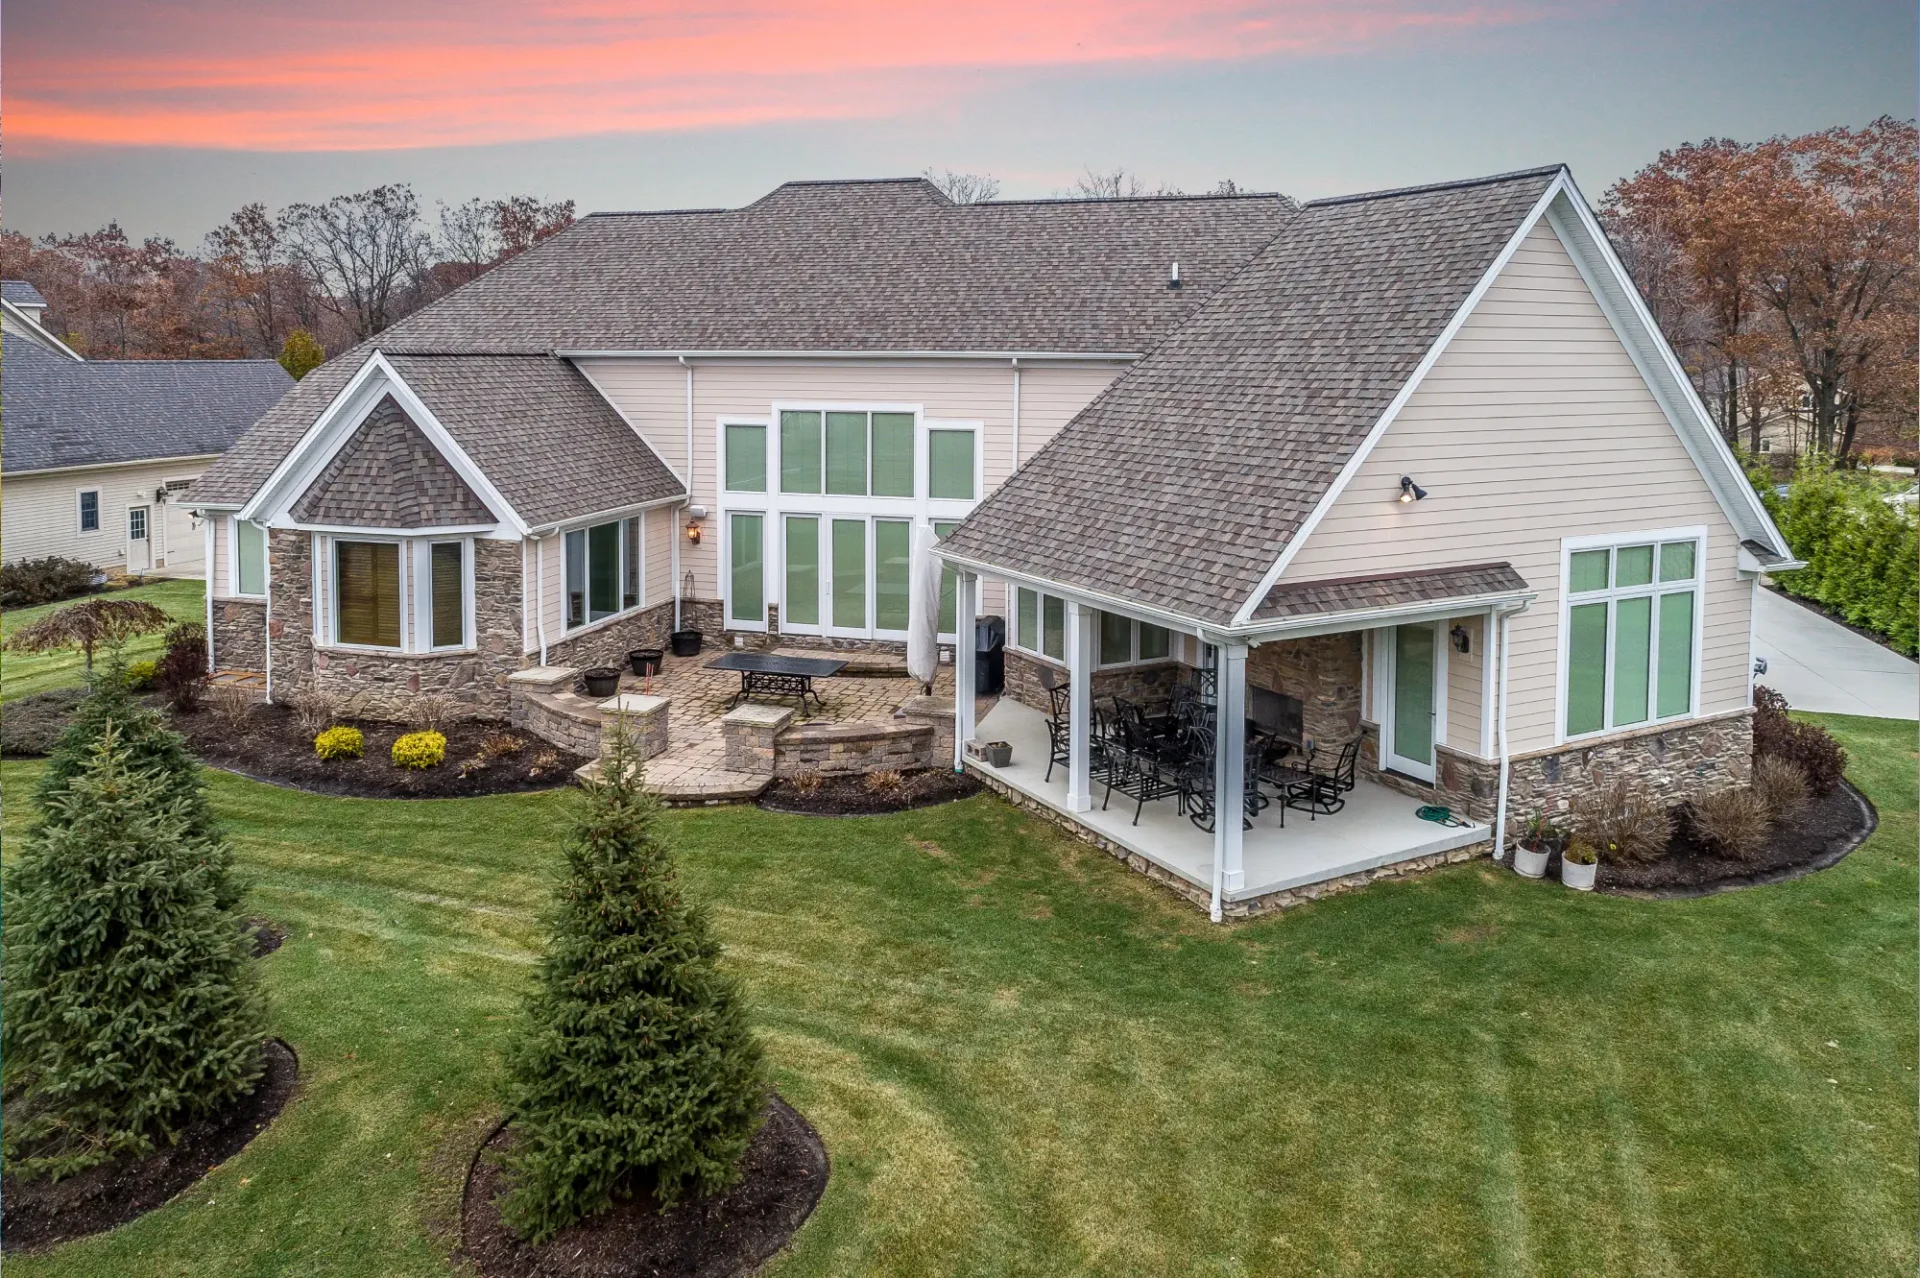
[506, 667, 670, 761]
[545, 599, 675, 673]
[773, 719, 934, 777]
[211, 597, 266, 671]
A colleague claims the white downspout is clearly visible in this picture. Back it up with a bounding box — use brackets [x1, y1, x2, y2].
[1010, 357, 1022, 471]
[261, 523, 273, 703]
[1492, 607, 1514, 860]
[203, 516, 216, 671]
[671, 506, 683, 631]
[532, 532, 549, 666]
[680, 354, 694, 626]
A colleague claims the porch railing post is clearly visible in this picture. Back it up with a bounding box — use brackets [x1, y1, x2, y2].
[953, 572, 978, 771]
[1065, 600, 1095, 812]
[1212, 643, 1249, 918]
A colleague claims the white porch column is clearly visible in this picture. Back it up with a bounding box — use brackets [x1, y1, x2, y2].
[952, 571, 978, 771]
[1211, 643, 1249, 918]
[1065, 600, 1096, 812]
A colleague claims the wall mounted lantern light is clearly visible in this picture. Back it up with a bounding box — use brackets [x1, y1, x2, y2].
[1450, 624, 1471, 655]
[685, 519, 702, 545]
[1398, 475, 1428, 504]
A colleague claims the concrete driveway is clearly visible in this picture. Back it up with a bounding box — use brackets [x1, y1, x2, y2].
[1753, 587, 1919, 719]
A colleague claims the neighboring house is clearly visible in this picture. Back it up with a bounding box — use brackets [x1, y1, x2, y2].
[184, 168, 1798, 916]
[2, 290, 292, 575]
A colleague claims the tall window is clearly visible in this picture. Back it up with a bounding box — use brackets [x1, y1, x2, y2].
[430, 542, 465, 649]
[1564, 535, 1700, 738]
[563, 517, 642, 630]
[336, 541, 402, 648]
[935, 521, 961, 634]
[235, 520, 266, 596]
[729, 513, 764, 623]
[724, 422, 767, 493]
[77, 489, 100, 533]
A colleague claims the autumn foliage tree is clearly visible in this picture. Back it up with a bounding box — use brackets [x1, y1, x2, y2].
[1605, 117, 1918, 465]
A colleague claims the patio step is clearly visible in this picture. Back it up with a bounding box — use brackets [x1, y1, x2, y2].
[573, 757, 770, 806]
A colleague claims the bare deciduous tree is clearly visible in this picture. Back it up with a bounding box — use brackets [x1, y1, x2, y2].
[1063, 167, 1185, 199]
[921, 168, 1001, 204]
[281, 185, 435, 340]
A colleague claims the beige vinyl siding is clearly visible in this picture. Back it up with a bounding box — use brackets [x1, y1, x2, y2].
[578, 357, 1125, 626]
[520, 507, 673, 656]
[1445, 614, 1486, 753]
[209, 513, 233, 597]
[1278, 219, 1750, 755]
[3, 458, 214, 571]
[644, 505, 674, 607]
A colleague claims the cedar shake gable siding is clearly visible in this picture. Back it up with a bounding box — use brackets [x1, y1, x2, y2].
[290, 394, 494, 527]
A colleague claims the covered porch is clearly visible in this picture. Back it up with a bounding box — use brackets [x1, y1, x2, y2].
[943, 563, 1535, 919]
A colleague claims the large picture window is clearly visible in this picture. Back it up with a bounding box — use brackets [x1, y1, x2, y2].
[782, 410, 916, 497]
[564, 516, 643, 630]
[335, 541, 402, 648]
[235, 520, 266, 596]
[1563, 533, 1700, 738]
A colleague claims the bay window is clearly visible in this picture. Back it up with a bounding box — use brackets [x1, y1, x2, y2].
[430, 542, 465, 649]
[1563, 532, 1701, 738]
[325, 536, 473, 652]
[563, 516, 644, 630]
[335, 541, 402, 648]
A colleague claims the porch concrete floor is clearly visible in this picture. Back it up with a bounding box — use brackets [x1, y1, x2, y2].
[968, 698, 1491, 901]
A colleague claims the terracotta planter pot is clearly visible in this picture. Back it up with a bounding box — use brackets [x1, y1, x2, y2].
[1560, 856, 1598, 891]
[1512, 844, 1550, 879]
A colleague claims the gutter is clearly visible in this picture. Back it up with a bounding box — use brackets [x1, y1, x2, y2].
[522, 491, 688, 538]
[5, 452, 223, 480]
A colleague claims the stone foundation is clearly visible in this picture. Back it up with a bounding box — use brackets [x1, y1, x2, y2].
[545, 599, 675, 673]
[965, 764, 1492, 920]
[210, 598, 267, 672]
[269, 532, 526, 721]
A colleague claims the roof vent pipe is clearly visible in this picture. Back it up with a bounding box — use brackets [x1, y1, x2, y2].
[1168, 262, 1182, 289]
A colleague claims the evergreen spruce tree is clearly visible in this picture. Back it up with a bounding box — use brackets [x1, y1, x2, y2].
[36, 658, 238, 909]
[2, 723, 267, 1180]
[499, 727, 766, 1243]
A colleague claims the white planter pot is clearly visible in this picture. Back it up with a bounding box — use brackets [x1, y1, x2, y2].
[1560, 857, 1598, 891]
[1512, 845, 1550, 879]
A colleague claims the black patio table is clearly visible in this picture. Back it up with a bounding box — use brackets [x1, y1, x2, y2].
[705, 651, 848, 713]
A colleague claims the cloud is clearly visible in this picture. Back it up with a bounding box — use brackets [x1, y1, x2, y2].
[9, 0, 1543, 152]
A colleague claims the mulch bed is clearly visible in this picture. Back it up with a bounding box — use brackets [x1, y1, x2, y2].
[0, 1039, 299, 1254]
[0, 687, 90, 757]
[1577, 781, 1876, 899]
[759, 767, 982, 816]
[460, 1095, 829, 1278]
[172, 703, 586, 799]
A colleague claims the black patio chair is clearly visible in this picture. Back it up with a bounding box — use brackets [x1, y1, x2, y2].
[1174, 723, 1266, 833]
[1039, 666, 1071, 721]
[1283, 738, 1361, 819]
[1101, 700, 1182, 825]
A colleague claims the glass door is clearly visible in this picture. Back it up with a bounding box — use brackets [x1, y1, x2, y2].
[1383, 623, 1438, 782]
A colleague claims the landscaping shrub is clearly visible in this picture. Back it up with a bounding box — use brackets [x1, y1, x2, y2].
[122, 659, 159, 691]
[1570, 778, 1674, 864]
[1688, 786, 1771, 860]
[156, 621, 210, 712]
[1768, 457, 1919, 655]
[498, 728, 765, 1243]
[1563, 837, 1598, 866]
[391, 730, 447, 770]
[0, 688, 89, 757]
[1752, 686, 1847, 796]
[406, 693, 457, 734]
[789, 770, 826, 796]
[458, 730, 524, 777]
[0, 556, 99, 607]
[314, 726, 366, 761]
[285, 690, 338, 737]
[1752, 755, 1811, 823]
[206, 683, 257, 734]
[863, 768, 906, 794]
[4, 598, 173, 672]
[1518, 809, 1569, 854]
[38, 666, 238, 911]
[1, 722, 266, 1180]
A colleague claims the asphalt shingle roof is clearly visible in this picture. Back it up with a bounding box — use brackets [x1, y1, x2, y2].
[939, 167, 1562, 627]
[291, 394, 495, 527]
[1251, 562, 1532, 623]
[3, 280, 48, 308]
[2, 334, 293, 474]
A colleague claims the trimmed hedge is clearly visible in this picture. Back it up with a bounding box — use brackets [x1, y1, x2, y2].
[0, 556, 99, 607]
[1764, 459, 1919, 655]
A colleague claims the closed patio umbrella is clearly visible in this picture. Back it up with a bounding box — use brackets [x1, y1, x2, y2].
[906, 522, 941, 692]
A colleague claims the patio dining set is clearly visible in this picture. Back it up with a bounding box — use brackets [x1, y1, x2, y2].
[1039, 669, 1360, 830]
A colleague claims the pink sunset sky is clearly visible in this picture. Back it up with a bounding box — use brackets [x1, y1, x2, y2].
[5, 0, 1913, 239]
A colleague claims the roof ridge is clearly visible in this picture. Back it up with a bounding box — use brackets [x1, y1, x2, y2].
[87, 357, 287, 366]
[1305, 165, 1566, 208]
[583, 207, 730, 219]
[978, 192, 1292, 209]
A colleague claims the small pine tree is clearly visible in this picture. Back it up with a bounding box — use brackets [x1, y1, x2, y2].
[37, 660, 238, 909]
[278, 328, 326, 380]
[2, 723, 267, 1180]
[499, 726, 766, 1243]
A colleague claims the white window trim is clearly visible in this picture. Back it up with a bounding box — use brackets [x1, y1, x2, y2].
[1555, 524, 1708, 744]
[229, 517, 268, 599]
[1093, 611, 1177, 669]
[559, 513, 648, 636]
[326, 534, 411, 653]
[75, 487, 102, 536]
[416, 538, 477, 652]
[1009, 585, 1069, 664]
[719, 402, 983, 641]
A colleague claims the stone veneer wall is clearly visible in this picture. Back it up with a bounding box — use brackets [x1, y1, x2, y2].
[1360, 708, 1756, 832]
[1002, 649, 1184, 714]
[544, 599, 675, 672]
[211, 598, 267, 671]
[268, 532, 526, 721]
[1247, 632, 1363, 750]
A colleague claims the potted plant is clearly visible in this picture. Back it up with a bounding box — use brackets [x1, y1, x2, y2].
[628, 647, 664, 677]
[669, 628, 703, 658]
[1512, 809, 1561, 879]
[580, 666, 622, 698]
[1560, 836, 1599, 891]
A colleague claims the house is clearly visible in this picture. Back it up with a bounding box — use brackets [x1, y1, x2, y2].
[183, 168, 1798, 917]
[2, 288, 293, 576]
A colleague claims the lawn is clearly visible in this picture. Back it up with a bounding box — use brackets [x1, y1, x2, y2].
[2, 714, 1913, 1277]
[1, 579, 205, 703]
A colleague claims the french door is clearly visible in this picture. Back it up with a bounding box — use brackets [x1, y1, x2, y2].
[1379, 622, 1441, 782]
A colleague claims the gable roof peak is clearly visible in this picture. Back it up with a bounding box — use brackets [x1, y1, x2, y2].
[1305, 164, 1567, 209]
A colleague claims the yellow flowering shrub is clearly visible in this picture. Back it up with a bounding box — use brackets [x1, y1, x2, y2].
[391, 730, 447, 770]
[314, 726, 365, 760]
